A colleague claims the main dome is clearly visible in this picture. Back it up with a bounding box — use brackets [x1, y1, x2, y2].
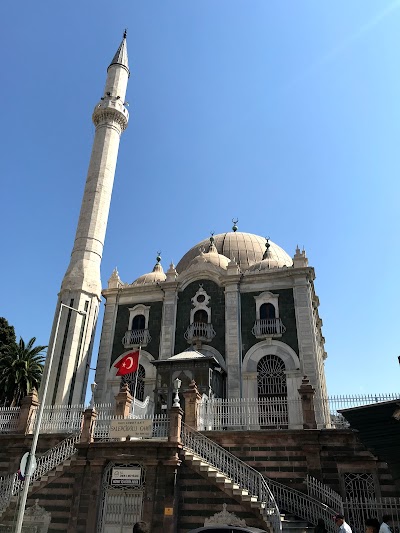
[176, 232, 293, 273]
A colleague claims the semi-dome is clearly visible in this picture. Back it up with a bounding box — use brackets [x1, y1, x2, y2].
[176, 232, 292, 273]
[187, 236, 231, 270]
[132, 255, 166, 286]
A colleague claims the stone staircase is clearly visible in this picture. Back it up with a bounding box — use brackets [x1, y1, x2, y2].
[182, 448, 277, 532]
[181, 423, 339, 533]
[0, 433, 80, 525]
[0, 455, 78, 529]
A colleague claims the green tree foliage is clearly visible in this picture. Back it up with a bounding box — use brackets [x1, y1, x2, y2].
[0, 337, 47, 406]
[0, 317, 16, 356]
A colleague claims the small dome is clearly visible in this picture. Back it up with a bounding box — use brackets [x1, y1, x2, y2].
[248, 239, 288, 272]
[132, 256, 166, 286]
[188, 238, 231, 270]
[177, 232, 292, 272]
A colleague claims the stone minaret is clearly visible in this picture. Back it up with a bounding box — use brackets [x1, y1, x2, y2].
[41, 33, 130, 406]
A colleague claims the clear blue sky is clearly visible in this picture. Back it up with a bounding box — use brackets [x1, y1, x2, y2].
[1, 1, 399, 397]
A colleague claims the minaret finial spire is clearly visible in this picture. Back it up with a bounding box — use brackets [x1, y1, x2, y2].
[108, 32, 129, 75]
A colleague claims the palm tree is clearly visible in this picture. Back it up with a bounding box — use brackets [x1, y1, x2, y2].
[0, 337, 46, 406]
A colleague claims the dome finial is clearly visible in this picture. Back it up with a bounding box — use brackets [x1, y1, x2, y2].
[263, 236, 271, 259]
[209, 231, 217, 253]
[156, 251, 162, 263]
[232, 218, 238, 232]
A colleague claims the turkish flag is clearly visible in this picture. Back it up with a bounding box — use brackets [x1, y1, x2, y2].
[114, 351, 140, 376]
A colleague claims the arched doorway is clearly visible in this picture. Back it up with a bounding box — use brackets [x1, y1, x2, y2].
[257, 354, 288, 428]
[97, 462, 145, 533]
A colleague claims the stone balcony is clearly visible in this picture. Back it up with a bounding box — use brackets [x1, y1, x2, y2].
[251, 318, 286, 339]
[184, 322, 216, 344]
[122, 329, 151, 348]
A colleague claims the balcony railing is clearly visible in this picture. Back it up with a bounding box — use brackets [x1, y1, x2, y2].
[252, 318, 286, 338]
[184, 322, 216, 343]
[122, 329, 151, 348]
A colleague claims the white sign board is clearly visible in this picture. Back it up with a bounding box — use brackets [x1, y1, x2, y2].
[109, 419, 153, 438]
[111, 467, 142, 486]
[19, 452, 37, 477]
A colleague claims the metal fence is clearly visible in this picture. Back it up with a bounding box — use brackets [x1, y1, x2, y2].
[344, 498, 400, 533]
[0, 406, 20, 433]
[198, 394, 400, 431]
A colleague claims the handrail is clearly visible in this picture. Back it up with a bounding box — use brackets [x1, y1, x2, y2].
[0, 433, 80, 515]
[181, 423, 340, 533]
[181, 422, 282, 533]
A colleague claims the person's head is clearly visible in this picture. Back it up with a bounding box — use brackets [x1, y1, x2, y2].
[334, 514, 345, 527]
[382, 516, 392, 525]
[133, 521, 149, 533]
[365, 518, 380, 533]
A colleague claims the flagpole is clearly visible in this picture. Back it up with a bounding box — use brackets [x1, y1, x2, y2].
[131, 346, 141, 417]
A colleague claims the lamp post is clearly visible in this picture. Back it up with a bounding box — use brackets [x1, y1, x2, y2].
[172, 378, 182, 408]
[14, 303, 86, 533]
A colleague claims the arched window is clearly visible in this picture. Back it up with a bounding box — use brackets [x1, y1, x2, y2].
[257, 355, 287, 428]
[193, 309, 208, 324]
[121, 364, 145, 401]
[260, 303, 276, 320]
[132, 314, 145, 331]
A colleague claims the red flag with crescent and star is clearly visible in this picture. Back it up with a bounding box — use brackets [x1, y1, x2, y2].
[114, 351, 140, 376]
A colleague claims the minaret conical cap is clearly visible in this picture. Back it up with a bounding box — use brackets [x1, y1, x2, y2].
[108, 30, 129, 75]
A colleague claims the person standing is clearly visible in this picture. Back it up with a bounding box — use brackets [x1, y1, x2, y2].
[334, 514, 352, 533]
[379, 515, 392, 533]
[315, 518, 328, 533]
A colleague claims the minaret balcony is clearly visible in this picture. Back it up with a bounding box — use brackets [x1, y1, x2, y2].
[251, 318, 286, 339]
[184, 323, 216, 343]
[122, 329, 151, 348]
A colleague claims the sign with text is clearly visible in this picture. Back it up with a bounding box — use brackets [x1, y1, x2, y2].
[109, 418, 153, 438]
[111, 467, 142, 486]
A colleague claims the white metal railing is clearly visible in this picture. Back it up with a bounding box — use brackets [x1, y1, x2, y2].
[181, 422, 282, 533]
[343, 497, 400, 533]
[0, 433, 80, 515]
[315, 394, 400, 429]
[198, 394, 400, 431]
[182, 423, 341, 533]
[0, 406, 20, 434]
[31, 404, 84, 434]
[198, 397, 292, 430]
[122, 329, 151, 347]
[306, 475, 344, 513]
[184, 322, 216, 343]
[266, 477, 339, 533]
[252, 318, 286, 337]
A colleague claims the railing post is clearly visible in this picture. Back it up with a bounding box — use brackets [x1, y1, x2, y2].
[183, 380, 202, 430]
[168, 406, 183, 443]
[80, 407, 98, 443]
[17, 389, 39, 434]
[298, 375, 317, 429]
[114, 383, 133, 417]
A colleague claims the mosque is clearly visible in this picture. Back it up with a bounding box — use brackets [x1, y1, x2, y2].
[0, 33, 398, 533]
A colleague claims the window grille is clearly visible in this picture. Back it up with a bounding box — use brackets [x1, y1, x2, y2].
[121, 364, 145, 401]
[344, 473, 376, 500]
[257, 355, 288, 428]
[257, 355, 287, 396]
